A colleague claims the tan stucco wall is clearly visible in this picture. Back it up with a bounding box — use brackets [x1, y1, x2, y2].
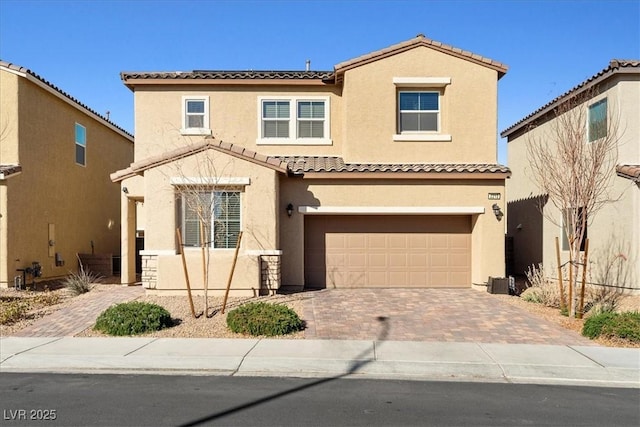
[279, 177, 506, 286]
[0, 69, 134, 286]
[139, 150, 280, 293]
[341, 48, 499, 163]
[131, 45, 499, 165]
[506, 74, 639, 288]
[125, 43, 506, 293]
[133, 85, 343, 161]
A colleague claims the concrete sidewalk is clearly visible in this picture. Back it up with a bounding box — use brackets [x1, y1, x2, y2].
[1, 337, 638, 388]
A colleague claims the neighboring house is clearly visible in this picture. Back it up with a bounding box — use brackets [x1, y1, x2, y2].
[0, 61, 134, 287]
[502, 60, 639, 290]
[112, 35, 510, 295]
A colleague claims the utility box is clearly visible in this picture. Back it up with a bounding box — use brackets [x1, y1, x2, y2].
[487, 277, 509, 294]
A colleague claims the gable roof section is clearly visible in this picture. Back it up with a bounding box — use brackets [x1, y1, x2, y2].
[111, 139, 290, 182]
[0, 164, 22, 180]
[501, 59, 640, 139]
[616, 164, 640, 183]
[333, 34, 508, 81]
[1, 61, 134, 141]
[112, 139, 510, 182]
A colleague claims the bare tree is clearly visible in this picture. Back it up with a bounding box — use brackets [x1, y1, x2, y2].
[169, 142, 238, 317]
[525, 87, 621, 317]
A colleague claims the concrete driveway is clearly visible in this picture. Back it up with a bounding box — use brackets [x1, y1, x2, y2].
[302, 288, 594, 345]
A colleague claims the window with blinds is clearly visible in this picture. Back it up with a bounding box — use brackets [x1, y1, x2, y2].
[398, 91, 439, 132]
[179, 190, 241, 249]
[262, 101, 290, 138]
[297, 101, 325, 138]
[258, 97, 330, 144]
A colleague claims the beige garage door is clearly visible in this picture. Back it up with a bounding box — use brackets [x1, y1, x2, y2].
[304, 215, 471, 288]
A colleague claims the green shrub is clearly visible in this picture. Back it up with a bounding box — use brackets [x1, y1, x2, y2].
[582, 311, 640, 342]
[94, 301, 172, 336]
[226, 302, 303, 337]
[64, 267, 101, 296]
[520, 287, 542, 304]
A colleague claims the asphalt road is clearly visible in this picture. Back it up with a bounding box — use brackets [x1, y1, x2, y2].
[1, 373, 638, 426]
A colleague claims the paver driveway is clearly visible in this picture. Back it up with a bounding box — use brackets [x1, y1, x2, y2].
[302, 288, 594, 345]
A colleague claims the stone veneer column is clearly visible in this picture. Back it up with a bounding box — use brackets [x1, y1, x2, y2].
[139, 252, 158, 289]
[260, 254, 281, 294]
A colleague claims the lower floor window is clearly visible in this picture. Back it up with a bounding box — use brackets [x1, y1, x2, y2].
[179, 190, 241, 249]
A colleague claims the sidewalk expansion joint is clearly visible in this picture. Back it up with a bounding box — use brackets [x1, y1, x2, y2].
[231, 338, 262, 376]
[477, 343, 512, 384]
[123, 338, 160, 357]
[567, 345, 606, 368]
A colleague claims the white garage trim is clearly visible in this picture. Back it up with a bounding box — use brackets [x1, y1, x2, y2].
[298, 206, 485, 215]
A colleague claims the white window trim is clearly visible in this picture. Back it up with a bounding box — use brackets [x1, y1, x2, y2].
[393, 134, 452, 142]
[395, 90, 443, 138]
[256, 96, 332, 145]
[393, 77, 451, 87]
[393, 78, 450, 142]
[170, 177, 250, 186]
[75, 122, 87, 167]
[180, 95, 211, 136]
[298, 206, 485, 215]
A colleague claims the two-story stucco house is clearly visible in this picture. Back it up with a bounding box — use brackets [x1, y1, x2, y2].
[502, 60, 639, 290]
[0, 61, 134, 287]
[112, 35, 510, 295]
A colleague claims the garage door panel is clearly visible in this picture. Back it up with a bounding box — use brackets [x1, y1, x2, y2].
[304, 215, 471, 288]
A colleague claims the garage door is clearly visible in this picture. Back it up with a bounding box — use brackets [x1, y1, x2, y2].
[304, 215, 471, 288]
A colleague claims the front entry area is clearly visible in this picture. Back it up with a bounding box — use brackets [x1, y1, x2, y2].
[304, 215, 471, 288]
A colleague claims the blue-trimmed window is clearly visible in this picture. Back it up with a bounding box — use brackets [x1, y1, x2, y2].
[588, 99, 607, 142]
[75, 123, 86, 166]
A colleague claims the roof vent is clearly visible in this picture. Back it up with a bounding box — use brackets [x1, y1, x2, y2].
[305, 59, 310, 71]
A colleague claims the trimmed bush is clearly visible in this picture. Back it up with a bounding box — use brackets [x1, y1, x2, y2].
[582, 311, 640, 342]
[226, 302, 303, 337]
[94, 301, 172, 336]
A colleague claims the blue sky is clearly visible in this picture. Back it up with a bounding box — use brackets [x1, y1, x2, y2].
[1, 0, 638, 164]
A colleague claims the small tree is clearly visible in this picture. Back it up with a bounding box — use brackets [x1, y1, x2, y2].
[525, 87, 621, 317]
[170, 143, 237, 317]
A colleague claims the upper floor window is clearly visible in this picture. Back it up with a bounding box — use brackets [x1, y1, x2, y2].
[588, 98, 607, 142]
[392, 77, 451, 142]
[262, 101, 290, 138]
[75, 123, 86, 166]
[179, 190, 241, 249]
[398, 91, 439, 132]
[257, 96, 331, 145]
[181, 96, 211, 136]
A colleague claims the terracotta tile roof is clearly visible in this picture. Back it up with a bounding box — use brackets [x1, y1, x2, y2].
[121, 70, 334, 86]
[616, 164, 640, 183]
[111, 139, 289, 182]
[501, 59, 640, 138]
[278, 156, 511, 176]
[0, 164, 22, 179]
[0, 61, 134, 140]
[121, 35, 507, 87]
[112, 139, 511, 182]
[334, 34, 508, 79]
